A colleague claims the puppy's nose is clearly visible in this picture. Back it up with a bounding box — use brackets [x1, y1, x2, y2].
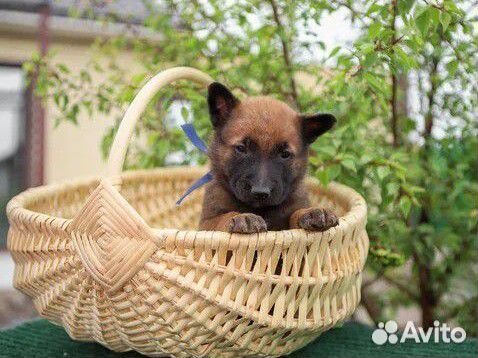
[251, 186, 271, 200]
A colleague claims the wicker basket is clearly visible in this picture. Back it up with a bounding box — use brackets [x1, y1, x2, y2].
[7, 67, 369, 358]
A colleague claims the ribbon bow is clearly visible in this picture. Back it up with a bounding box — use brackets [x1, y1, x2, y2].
[176, 123, 213, 205]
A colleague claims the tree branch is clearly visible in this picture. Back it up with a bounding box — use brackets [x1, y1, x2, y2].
[411, 54, 440, 326]
[362, 269, 385, 289]
[390, 0, 400, 147]
[422, 0, 445, 10]
[423, 56, 440, 140]
[360, 289, 382, 323]
[383, 274, 420, 301]
[268, 0, 300, 110]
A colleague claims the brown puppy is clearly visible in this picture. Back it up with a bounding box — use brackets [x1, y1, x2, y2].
[199, 82, 339, 233]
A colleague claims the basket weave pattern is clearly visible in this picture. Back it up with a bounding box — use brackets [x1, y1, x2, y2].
[7, 68, 368, 358]
[7, 168, 368, 357]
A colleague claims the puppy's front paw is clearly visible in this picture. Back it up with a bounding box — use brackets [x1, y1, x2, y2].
[228, 213, 267, 234]
[298, 208, 339, 232]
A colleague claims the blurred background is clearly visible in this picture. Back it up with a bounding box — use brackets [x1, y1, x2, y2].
[0, 0, 476, 336]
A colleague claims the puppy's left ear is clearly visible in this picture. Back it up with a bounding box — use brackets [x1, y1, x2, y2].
[208, 82, 239, 128]
[301, 113, 336, 144]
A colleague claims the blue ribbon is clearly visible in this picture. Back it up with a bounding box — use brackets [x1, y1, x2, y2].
[176, 123, 213, 205]
[180, 123, 209, 154]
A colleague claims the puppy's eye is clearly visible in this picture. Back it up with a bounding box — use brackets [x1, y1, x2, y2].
[234, 144, 247, 154]
[280, 150, 292, 159]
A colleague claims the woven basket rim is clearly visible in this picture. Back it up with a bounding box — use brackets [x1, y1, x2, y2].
[6, 67, 370, 358]
[7, 166, 367, 242]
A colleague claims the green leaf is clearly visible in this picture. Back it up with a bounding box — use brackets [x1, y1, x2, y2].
[377, 166, 391, 181]
[415, 8, 431, 35]
[429, 8, 441, 31]
[316, 169, 330, 186]
[399, 196, 412, 217]
[359, 43, 375, 55]
[57, 64, 70, 74]
[386, 182, 400, 197]
[403, 117, 417, 133]
[315, 145, 336, 157]
[440, 12, 452, 31]
[394, 46, 417, 69]
[370, 247, 406, 267]
[341, 158, 357, 173]
[328, 164, 342, 181]
[31, 52, 41, 62]
[329, 46, 341, 58]
[446, 59, 458, 76]
[368, 22, 382, 39]
[366, 3, 382, 16]
[22, 61, 34, 74]
[398, 0, 415, 14]
[132, 72, 146, 86]
[360, 154, 374, 165]
[364, 73, 385, 94]
[181, 106, 189, 121]
[309, 156, 320, 166]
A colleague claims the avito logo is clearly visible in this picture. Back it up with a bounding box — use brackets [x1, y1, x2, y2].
[372, 320, 466, 345]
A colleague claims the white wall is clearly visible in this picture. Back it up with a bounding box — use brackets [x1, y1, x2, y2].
[0, 67, 23, 161]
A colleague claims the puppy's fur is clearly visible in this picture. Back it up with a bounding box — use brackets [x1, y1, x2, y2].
[199, 82, 339, 233]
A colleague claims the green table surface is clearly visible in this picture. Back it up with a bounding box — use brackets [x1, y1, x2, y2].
[0, 319, 476, 358]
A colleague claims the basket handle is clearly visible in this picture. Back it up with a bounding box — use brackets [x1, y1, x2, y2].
[106, 67, 214, 186]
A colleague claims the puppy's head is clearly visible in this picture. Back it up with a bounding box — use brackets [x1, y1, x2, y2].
[207, 82, 336, 208]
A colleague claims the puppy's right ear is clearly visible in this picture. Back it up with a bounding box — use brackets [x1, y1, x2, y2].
[208, 82, 239, 128]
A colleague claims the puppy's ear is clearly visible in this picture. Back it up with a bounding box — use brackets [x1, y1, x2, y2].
[301, 113, 336, 144]
[208, 82, 239, 128]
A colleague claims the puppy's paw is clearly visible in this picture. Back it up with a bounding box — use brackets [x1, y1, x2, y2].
[228, 213, 267, 234]
[298, 208, 339, 232]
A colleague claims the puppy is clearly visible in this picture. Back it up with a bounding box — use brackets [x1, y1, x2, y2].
[199, 82, 339, 234]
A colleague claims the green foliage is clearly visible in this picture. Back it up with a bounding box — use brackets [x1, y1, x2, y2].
[26, 0, 477, 333]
